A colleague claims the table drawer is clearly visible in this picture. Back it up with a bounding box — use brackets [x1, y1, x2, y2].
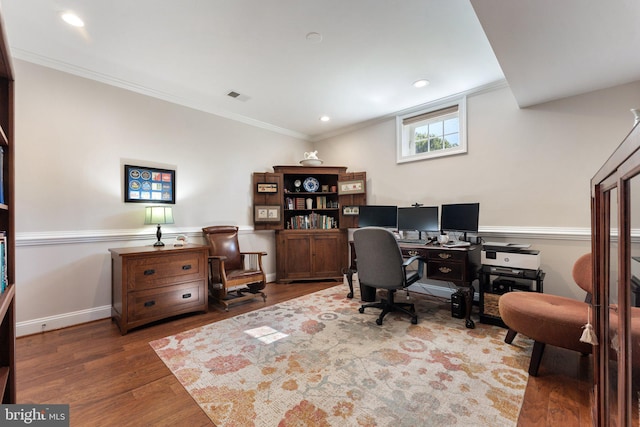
[126, 251, 206, 290]
[427, 260, 465, 282]
[127, 280, 206, 322]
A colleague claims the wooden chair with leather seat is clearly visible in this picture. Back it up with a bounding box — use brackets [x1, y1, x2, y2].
[202, 226, 267, 311]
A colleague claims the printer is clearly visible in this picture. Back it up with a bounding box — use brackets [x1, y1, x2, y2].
[481, 242, 541, 272]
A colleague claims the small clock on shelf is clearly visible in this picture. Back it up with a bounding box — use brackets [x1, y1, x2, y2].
[294, 179, 302, 192]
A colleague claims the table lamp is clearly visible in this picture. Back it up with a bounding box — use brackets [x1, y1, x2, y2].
[144, 206, 174, 247]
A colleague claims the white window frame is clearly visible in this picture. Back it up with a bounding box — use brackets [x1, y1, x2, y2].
[396, 96, 467, 164]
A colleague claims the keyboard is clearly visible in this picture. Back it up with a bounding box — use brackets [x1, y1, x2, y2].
[397, 239, 429, 244]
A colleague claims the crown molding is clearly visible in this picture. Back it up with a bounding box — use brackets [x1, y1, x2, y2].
[12, 48, 311, 141]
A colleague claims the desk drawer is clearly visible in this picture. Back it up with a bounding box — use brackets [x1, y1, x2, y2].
[127, 280, 206, 322]
[427, 260, 465, 282]
[401, 247, 428, 258]
[427, 250, 468, 262]
[126, 252, 206, 290]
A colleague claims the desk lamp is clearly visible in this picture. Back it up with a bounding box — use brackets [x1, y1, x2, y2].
[144, 206, 174, 247]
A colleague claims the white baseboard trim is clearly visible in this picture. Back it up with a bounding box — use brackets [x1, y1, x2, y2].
[17, 305, 112, 337]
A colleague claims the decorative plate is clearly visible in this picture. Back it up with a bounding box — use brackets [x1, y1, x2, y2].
[303, 177, 320, 192]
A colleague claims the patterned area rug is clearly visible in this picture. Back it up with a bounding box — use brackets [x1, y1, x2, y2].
[150, 285, 533, 426]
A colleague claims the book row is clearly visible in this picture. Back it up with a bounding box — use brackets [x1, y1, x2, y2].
[286, 213, 338, 230]
[285, 196, 339, 210]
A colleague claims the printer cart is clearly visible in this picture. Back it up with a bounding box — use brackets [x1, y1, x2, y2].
[479, 265, 545, 328]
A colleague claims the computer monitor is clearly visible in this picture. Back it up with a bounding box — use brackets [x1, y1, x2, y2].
[440, 203, 480, 240]
[357, 205, 397, 228]
[397, 206, 439, 236]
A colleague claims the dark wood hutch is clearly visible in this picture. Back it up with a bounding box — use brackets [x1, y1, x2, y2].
[253, 165, 365, 282]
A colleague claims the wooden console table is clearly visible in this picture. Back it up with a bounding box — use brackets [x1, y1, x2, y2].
[110, 244, 209, 334]
[346, 241, 481, 328]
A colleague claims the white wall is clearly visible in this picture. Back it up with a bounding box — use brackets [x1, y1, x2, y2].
[13, 57, 640, 336]
[14, 60, 311, 335]
[318, 82, 640, 300]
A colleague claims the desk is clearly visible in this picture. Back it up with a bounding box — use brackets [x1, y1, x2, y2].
[345, 241, 481, 328]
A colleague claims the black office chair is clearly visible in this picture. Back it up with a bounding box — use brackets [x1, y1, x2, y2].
[353, 227, 425, 325]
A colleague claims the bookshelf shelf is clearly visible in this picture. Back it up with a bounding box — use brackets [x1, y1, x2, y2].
[0, 8, 14, 405]
[0, 125, 6, 146]
[0, 283, 14, 320]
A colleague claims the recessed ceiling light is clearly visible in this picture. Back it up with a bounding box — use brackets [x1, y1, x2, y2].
[320, 116, 330, 122]
[413, 79, 430, 88]
[61, 12, 85, 28]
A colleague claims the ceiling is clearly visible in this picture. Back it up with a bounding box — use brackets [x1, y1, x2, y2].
[1, 0, 639, 141]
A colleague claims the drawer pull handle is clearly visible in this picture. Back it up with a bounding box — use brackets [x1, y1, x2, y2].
[144, 269, 155, 276]
[182, 265, 192, 270]
[182, 293, 192, 299]
[144, 300, 155, 307]
[408, 250, 419, 257]
[439, 267, 452, 274]
[438, 253, 451, 259]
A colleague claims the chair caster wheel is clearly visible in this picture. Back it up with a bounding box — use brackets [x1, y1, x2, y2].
[411, 317, 418, 325]
[347, 292, 354, 299]
[465, 319, 475, 329]
[359, 307, 365, 313]
[376, 318, 383, 326]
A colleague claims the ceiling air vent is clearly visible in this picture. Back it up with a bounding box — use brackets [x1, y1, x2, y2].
[226, 90, 251, 102]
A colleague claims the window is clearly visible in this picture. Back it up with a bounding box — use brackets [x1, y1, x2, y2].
[396, 97, 467, 163]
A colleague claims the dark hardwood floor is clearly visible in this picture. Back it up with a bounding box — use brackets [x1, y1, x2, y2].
[15, 282, 593, 426]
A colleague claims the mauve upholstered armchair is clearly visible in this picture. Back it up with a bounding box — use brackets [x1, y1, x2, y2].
[499, 253, 593, 376]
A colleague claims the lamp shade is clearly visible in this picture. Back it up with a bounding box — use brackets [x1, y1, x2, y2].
[144, 206, 174, 225]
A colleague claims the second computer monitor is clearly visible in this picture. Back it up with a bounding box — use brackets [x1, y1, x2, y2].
[397, 206, 439, 233]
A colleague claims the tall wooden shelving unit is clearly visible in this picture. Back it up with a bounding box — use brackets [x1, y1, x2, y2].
[591, 121, 640, 425]
[253, 165, 366, 283]
[0, 11, 15, 405]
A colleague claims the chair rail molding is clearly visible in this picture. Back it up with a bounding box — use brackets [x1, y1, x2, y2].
[16, 226, 268, 246]
[16, 225, 597, 247]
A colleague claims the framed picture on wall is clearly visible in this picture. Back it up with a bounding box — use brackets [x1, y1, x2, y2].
[337, 179, 365, 195]
[124, 164, 176, 204]
[343, 206, 360, 215]
[254, 205, 281, 222]
[257, 183, 278, 193]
